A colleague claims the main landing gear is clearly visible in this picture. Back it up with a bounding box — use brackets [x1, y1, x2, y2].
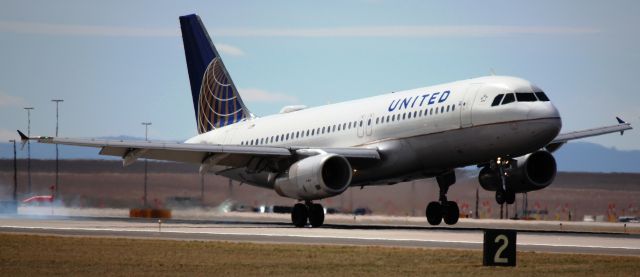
[426, 171, 460, 225]
[291, 201, 325, 228]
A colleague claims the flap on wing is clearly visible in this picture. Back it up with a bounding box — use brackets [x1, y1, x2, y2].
[547, 117, 632, 152]
[33, 136, 380, 167]
[551, 121, 631, 144]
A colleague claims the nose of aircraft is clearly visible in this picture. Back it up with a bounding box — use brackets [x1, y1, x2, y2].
[527, 102, 562, 137]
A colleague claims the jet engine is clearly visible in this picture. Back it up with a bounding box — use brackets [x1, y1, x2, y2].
[479, 150, 557, 193]
[274, 153, 352, 200]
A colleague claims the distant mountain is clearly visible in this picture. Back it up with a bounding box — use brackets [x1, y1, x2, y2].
[0, 138, 638, 173]
[554, 142, 640, 173]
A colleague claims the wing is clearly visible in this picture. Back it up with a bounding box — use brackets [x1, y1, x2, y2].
[545, 117, 632, 152]
[17, 131, 380, 172]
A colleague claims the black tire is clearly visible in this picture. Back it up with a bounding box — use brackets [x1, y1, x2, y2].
[443, 201, 460, 225]
[426, 202, 443, 225]
[308, 204, 325, 227]
[505, 192, 516, 205]
[495, 190, 506, 205]
[291, 203, 308, 227]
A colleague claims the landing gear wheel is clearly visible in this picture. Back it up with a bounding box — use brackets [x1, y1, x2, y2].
[442, 201, 460, 225]
[505, 191, 516, 205]
[291, 203, 308, 227]
[495, 190, 506, 205]
[426, 202, 443, 225]
[308, 203, 325, 227]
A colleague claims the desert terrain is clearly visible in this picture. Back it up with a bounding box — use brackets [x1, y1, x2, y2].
[1, 159, 638, 221]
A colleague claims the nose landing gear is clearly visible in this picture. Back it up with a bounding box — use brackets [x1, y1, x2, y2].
[426, 171, 460, 225]
[492, 157, 517, 205]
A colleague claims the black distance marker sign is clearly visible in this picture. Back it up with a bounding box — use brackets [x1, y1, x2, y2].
[483, 229, 517, 267]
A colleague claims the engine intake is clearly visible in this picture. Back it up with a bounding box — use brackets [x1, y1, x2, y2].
[479, 151, 557, 193]
[274, 153, 352, 200]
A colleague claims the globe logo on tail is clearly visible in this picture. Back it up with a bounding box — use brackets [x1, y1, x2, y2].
[197, 57, 245, 133]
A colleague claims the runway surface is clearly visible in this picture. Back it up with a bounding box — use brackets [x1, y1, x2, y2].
[1, 214, 640, 256]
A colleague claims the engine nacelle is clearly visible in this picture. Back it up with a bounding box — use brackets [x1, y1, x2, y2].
[479, 151, 557, 193]
[274, 153, 352, 200]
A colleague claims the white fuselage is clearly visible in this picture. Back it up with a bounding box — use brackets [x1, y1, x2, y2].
[186, 76, 562, 188]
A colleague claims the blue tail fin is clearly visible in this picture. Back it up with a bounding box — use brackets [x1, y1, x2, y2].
[179, 14, 251, 134]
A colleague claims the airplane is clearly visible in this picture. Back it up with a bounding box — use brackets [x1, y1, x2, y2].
[19, 14, 632, 228]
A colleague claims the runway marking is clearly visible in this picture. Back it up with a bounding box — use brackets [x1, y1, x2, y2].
[3, 225, 640, 251]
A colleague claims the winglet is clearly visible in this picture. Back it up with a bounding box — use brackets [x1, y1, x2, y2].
[616, 117, 627, 135]
[17, 130, 28, 141]
[17, 130, 29, 149]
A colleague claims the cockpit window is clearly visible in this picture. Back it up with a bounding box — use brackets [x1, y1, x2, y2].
[535, 91, 550, 101]
[491, 94, 504, 106]
[515, 92, 537, 102]
[502, 93, 515, 105]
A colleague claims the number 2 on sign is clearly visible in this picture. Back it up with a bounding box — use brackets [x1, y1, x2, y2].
[494, 234, 509, 263]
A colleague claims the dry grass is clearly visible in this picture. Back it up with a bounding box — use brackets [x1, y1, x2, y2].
[0, 233, 638, 276]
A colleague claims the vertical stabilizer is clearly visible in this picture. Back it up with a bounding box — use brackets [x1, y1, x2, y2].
[179, 14, 251, 133]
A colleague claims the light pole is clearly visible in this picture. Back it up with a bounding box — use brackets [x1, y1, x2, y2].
[24, 107, 34, 194]
[52, 99, 63, 198]
[9, 140, 17, 201]
[141, 122, 151, 207]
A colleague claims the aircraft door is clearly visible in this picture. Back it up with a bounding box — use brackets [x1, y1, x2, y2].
[357, 115, 365, 137]
[365, 113, 374, 136]
[460, 84, 481, 128]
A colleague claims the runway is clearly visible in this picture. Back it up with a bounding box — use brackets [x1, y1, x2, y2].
[1, 214, 640, 256]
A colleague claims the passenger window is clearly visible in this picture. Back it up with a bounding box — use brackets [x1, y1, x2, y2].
[535, 92, 550, 101]
[280, 134, 284, 141]
[446, 105, 450, 112]
[452, 105, 455, 111]
[359, 120, 363, 127]
[286, 134, 289, 140]
[367, 119, 371, 126]
[419, 110, 423, 117]
[376, 117, 379, 124]
[322, 127, 325, 134]
[502, 93, 515, 105]
[392, 114, 395, 121]
[441, 106, 445, 113]
[407, 112, 412, 119]
[413, 111, 417, 118]
[491, 94, 504, 106]
[402, 113, 406, 120]
[343, 123, 347, 129]
[516, 92, 537, 102]
[430, 108, 433, 115]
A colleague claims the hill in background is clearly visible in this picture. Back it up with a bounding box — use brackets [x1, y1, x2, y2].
[1, 139, 638, 173]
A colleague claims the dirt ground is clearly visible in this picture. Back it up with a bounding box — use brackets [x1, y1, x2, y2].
[1, 233, 639, 276]
[0, 159, 639, 221]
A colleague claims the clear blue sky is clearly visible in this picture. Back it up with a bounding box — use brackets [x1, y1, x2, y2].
[0, 0, 638, 150]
